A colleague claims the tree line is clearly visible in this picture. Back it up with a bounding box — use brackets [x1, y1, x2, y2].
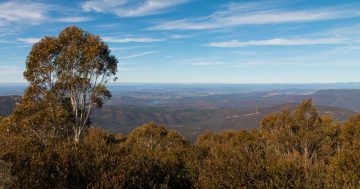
[0, 26, 359, 188]
[1, 100, 360, 188]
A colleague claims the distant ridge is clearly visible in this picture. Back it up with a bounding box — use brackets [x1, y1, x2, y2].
[0, 96, 21, 116]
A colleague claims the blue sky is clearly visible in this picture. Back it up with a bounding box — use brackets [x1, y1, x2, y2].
[0, 0, 360, 83]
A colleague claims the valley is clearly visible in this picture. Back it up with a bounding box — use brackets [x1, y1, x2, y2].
[1, 84, 359, 140]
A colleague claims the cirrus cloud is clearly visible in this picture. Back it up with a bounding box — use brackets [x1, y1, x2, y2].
[0, 1, 48, 25]
[103, 36, 163, 43]
[55, 16, 92, 23]
[118, 51, 159, 59]
[148, 2, 360, 30]
[17, 37, 42, 44]
[208, 38, 346, 48]
[82, 0, 189, 17]
[0, 1, 91, 27]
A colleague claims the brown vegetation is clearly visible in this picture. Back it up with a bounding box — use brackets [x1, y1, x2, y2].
[0, 26, 359, 188]
[1, 100, 360, 188]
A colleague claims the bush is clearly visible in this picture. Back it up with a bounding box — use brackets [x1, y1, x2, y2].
[1, 101, 360, 188]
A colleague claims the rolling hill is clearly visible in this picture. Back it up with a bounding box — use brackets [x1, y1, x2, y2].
[0, 96, 21, 116]
[91, 103, 355, 141]
[1, 89, 359, 140]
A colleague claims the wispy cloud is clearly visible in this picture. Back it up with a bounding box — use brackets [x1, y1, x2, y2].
[0, 1, 91, 26]
[208, 38, 346, 48]
[111, 46, 154, 51]
[148, 2, 360, 30]
[118, 51, 159, 59]
[103, 36, 163, 43]
[55, 16, 92, 23]
[323, 24, 360, 42]
[168, 34, 194, 39]
[17, 37, 41, 44]
[0, 1, 48, 25]
[82, 0, 189, 17]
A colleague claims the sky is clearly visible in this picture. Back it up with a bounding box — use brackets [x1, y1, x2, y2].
[0, 0, 360, 84]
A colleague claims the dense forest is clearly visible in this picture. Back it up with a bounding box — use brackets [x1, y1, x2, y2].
[0, 26, 359, 188]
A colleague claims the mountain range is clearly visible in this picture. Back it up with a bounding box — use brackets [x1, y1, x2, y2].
[1, 87, 359, 140]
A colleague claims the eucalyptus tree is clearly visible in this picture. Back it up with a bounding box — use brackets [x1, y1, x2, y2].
[23, 26, 118, 142]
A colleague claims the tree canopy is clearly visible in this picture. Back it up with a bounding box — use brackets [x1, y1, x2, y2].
[12, 26, 118, 142]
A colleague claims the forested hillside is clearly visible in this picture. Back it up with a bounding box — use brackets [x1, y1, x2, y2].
[91, 103, 355, 140]
[1, 100, 360, 188]
[0, 96, 21, 116]
[1, 91, 358, 141]
[1, 26, 359, 188]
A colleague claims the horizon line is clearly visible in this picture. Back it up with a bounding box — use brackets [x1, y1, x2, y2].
[1, 82, 360, 85]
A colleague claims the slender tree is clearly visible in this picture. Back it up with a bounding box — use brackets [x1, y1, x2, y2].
[23, 26, 118, 142]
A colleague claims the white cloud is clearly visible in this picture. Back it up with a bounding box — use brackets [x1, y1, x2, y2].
[82, 0, 128, 12]
[168, 34, 193, 39]
[55, 16, 92, 23]
[103, 36, 163, 43]
[148, 3, 360, 30]
[0, 1, 49, 25]
[208, 38, 346, 48]
[111, 45, 154, 51]
[17, 38, 41, 44]
[118, 51, 159, 59]
[82, 0, 189, 17]
[0, 1, 91, 26]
